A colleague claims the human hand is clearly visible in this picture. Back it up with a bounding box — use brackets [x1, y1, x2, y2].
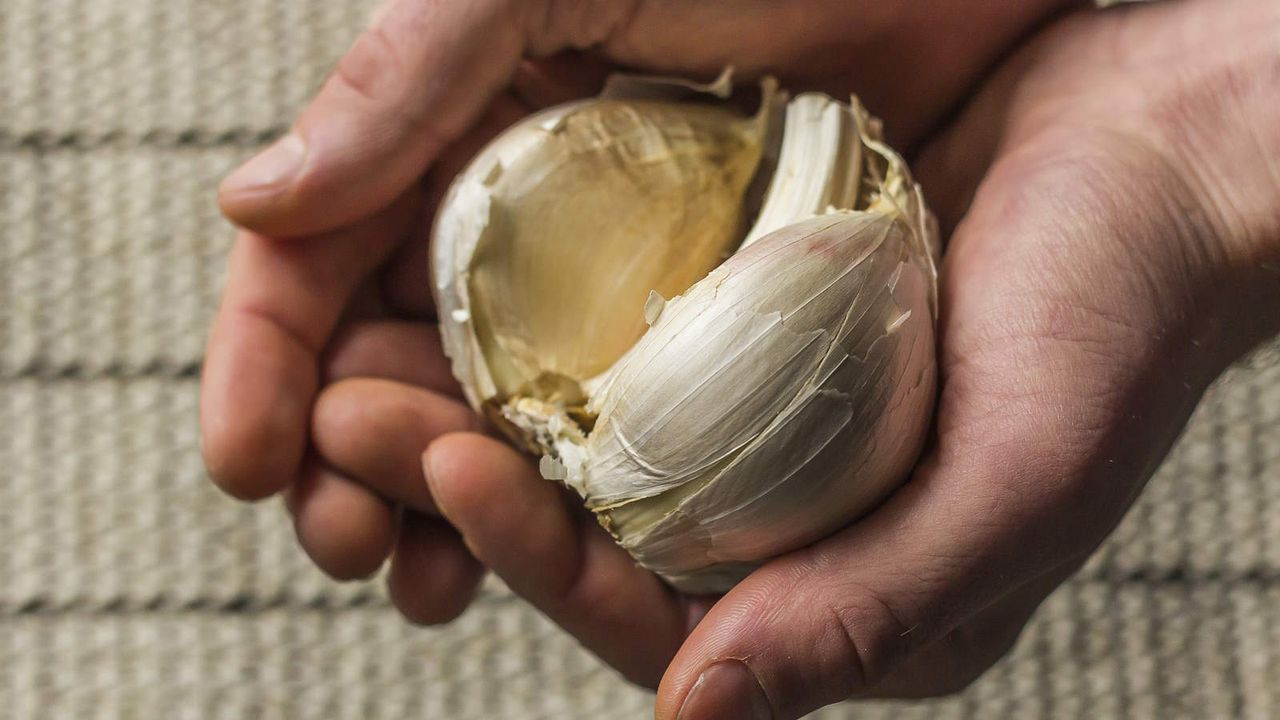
[201, 1, 1071, 621]
[403, 0, 1279, 715]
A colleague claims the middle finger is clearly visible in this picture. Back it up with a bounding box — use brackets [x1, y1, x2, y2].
[311, 377, 480, 513]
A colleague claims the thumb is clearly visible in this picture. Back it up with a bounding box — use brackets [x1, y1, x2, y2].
[655, 408, 1159, 720]
[653, 465, 1019, 720]
[218, 0, 527, 237]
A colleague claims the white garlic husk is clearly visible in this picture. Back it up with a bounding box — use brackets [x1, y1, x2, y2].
[433, 73, 939, 594]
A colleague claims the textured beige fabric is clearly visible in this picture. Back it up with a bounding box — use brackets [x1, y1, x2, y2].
[2, 1, 1278, 718]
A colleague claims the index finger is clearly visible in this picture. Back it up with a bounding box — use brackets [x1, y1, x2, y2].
[201, 191, 421, 500]
[217, 0, 529, 237]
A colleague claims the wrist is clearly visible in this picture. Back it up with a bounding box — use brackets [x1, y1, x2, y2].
[1133, 1, 1280, 362]
[1178, 77, 1280, 359]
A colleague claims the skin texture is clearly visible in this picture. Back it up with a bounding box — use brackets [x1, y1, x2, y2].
[201, 0, 1280, 717]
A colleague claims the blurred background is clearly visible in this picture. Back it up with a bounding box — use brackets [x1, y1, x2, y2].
[2, 0, 1278, 717]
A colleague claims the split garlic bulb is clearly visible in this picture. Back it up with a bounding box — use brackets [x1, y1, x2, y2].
[433, 73, 939, 594]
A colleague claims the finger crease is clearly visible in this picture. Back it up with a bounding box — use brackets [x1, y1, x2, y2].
[823, 602, 874, 699]
[236, 301, 324, 357]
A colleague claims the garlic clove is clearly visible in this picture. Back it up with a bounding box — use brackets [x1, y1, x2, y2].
[582, 212, 936, 592]
[740, 93, 862, 248]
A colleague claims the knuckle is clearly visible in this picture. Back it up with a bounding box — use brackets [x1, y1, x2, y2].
[819, 583, 921, 696]
[312, 379, 402, 450]
[531, 0, 641, 52]
[333, 24, 406, 108]
[293, 498, 388, 581]
[311, 381, 365, 440]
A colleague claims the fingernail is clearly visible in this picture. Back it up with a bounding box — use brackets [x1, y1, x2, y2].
[422, 450, 439, 490]
[677, 660, 772, 720]
[222, 132, 306, 194]
[422, 450, 448, 513]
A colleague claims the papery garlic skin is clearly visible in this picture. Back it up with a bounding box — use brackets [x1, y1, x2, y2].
[579, 212, 936, 593]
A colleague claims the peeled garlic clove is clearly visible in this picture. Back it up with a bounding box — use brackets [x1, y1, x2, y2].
[432, 73, 939, 593]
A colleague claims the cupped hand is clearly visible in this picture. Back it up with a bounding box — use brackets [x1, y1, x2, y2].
[201, 0, 1280, 714]
[639, 2, 1280, 714]
[202, 1, 1069, 622]
[358, 0, 1279, 716]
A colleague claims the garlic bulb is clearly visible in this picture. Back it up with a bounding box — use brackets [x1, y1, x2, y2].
[433, 74, 939, 594]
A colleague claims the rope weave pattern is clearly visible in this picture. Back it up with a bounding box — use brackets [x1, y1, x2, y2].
[2, 0, 1277, 717]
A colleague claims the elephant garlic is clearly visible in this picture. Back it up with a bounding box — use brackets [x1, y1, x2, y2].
[433, 73, 939, 594]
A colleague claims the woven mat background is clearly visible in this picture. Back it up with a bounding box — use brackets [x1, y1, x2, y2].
[2, 1, 1278, 717]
